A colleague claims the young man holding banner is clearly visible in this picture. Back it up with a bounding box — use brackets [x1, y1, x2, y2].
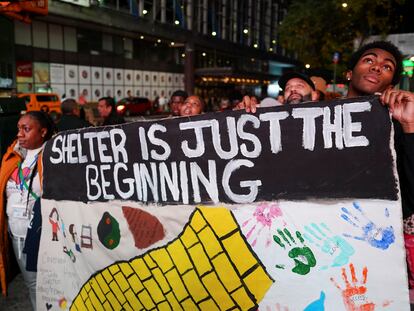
[345, 41, 414, 293]
[235, 40, 414, 294]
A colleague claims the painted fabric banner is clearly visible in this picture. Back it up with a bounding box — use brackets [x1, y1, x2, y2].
[38, 95, 409, 310]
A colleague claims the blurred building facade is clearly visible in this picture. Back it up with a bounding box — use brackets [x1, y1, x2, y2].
[1, 0, 297, 101]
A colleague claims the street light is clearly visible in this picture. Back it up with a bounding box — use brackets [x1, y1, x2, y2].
[174, 20, 180, 25]
[243, 29, 249, 34]
[212, 31, 217, 37]
[253, 43, 258, 48]
[342, 3, 348, 8]
[142, 9, 148, 15]
[305, 64, 311, 69]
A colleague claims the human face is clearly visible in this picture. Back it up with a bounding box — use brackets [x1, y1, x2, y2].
[98, 100, 112, 118]
[220, 99, 230, 110]
[347, 48, 396, 97]
[17, 115, 47, 150]
[170, 96, 185, 116]
[179, 96, 203, 116]
[284, 78, 314, 104]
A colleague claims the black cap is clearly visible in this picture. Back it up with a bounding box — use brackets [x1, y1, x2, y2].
[278, 72, 316, 91]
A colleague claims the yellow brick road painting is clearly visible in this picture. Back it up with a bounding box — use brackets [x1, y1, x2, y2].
[71, 207, 274, 310]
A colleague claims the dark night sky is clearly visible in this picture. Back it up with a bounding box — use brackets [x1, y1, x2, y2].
[390, 1, 414, 33]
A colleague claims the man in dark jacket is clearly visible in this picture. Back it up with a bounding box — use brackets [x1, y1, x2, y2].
[98, 97, 125, 126]
[57, 99, 91, 132]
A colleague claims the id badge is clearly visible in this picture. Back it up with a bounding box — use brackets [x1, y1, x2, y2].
[11, 203, 28, 219]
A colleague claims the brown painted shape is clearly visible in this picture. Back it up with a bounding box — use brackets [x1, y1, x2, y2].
[122, 206, 165, 249]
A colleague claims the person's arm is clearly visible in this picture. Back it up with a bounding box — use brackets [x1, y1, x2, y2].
[381, 89, 414, 218]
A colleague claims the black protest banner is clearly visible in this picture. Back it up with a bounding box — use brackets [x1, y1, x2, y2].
[43, 95, 398, 204]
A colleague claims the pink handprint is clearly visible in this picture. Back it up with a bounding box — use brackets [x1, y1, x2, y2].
[242, 202, 284, 247]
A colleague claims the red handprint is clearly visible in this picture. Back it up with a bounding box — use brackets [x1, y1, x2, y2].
[331, 263, 375, 311]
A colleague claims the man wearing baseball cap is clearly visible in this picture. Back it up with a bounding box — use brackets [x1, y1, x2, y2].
[278, 72, 318, 105]
[235, 71, 318, 112]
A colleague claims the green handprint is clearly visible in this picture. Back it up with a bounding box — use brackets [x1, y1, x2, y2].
[273, 228, 316, 275]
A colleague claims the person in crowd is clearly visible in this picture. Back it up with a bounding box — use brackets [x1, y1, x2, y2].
[0, 111, 55, 308]
[311, 76, 328, 101]
[158, 94, 169, 112]
[345, 41, 403, 98]
[219, 97, 232, 111]
[97, 97, 125, 126]
[77, 89, 88, 120]
[57, 99, 91, 132]
[276, 92, 285, 105]
[280, 72, 318, 104]
[78, 89, 87, 105]
[230, 92, 243, 108]
[179, 95, 204, 117]
[235, 72, 318, 112]
[344, 40, 414, 292]
[170, 90, 188, 117]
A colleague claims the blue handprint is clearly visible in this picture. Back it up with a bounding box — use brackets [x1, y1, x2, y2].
[303, 291, 325, 311]
[304, 223, 354, 270]
[341, 202, 395, 250]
